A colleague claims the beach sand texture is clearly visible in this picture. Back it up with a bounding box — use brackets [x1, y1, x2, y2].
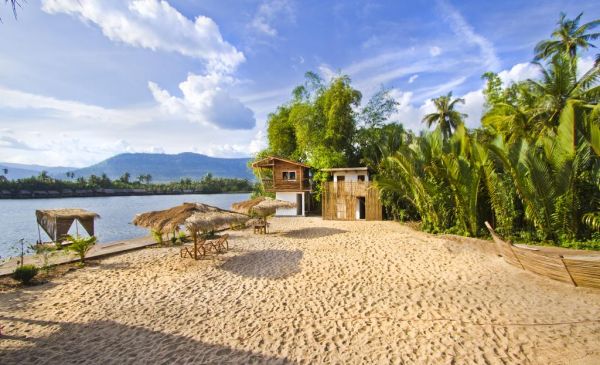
[1, 217, 600, 364]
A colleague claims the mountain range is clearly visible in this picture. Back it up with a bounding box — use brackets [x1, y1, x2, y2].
[0, 153, 253, 182]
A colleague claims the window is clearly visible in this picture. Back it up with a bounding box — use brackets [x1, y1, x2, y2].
[357, 175, 365, 182]
[282, 171, 296, 181]
[336, 175, 345, 182]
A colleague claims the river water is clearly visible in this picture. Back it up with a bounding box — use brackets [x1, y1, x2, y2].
[0, 193, 250, 259]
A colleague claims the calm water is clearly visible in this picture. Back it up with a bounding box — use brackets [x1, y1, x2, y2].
[0, 193, 250, 259]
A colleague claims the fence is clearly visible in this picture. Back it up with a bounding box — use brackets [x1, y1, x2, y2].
[485, 222, 600, 289]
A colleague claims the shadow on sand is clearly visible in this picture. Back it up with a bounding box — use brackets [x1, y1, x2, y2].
[219, 250, 303, 279]
[0, 316, 295, 365]
[282, 227, 347, 239]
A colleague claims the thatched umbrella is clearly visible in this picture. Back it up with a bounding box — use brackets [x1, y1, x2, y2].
[251, 198, 296, 233]
[185, 211, 249, 259]
[132, 202, 221, 233]
[231, 196, 267, 215]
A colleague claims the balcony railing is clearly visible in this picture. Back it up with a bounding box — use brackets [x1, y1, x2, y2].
[261, 178, 312, 191]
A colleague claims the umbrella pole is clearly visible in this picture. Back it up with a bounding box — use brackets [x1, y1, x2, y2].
[193, 232, 198, 260]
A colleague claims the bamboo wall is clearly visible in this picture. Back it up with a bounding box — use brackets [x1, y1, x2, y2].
[322, 182, 383, 221]
[485, 223, 600, 289]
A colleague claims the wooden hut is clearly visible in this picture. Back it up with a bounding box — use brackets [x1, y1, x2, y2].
[251, 156, 312, 216]
[321, 167, 383, 221]
[35, 208, 100, 243]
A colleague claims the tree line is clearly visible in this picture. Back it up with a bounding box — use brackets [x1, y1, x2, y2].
[256, 12, 600, 248]
[0, 171, 253, 195]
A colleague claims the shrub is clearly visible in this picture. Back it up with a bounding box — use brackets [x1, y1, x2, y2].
[13, 264, 39, 285]
[151, 229, 164, 245]
[66, 235, 97, 264]
[177, 231, 187, 243]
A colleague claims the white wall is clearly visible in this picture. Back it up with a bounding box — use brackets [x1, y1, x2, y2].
[275, 191, 304, 216]
[332, 171, 369, 182]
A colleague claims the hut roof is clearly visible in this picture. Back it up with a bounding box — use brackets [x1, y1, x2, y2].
[252, 156, 310, 168]
[36, 208, 100, 220]
[132, 202, 223, 231]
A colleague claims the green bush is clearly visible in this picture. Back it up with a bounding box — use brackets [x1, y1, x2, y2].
[66, 235, 97, 264]
[13, 264, 39, 285]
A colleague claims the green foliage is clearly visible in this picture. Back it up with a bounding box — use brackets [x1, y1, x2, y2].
[13, 264, 39, 285]
[31, 244, 56, 274]
[66, 235, 97, 264]
[151, 229, 164, 245]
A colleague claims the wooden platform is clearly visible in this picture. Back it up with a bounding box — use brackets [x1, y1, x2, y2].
[0, 236, 156, 277]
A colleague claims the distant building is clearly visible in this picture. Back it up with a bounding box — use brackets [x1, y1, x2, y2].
[251, 157, 312, 216]
[321, 167, 383, 221]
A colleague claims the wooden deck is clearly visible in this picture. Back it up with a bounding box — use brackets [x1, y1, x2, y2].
[0, 236, 156, 277]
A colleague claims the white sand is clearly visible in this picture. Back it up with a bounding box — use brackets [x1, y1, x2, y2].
[1, 217, 600, 364]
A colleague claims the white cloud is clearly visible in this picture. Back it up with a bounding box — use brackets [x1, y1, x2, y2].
[578, 56, 595, 79]
[497, 62, 539, 85]
[41, 0, 245, 73]
[413, 76, 467, 101]
[0, 135, 43, 151]
[437, 0, 499, 71]
[0, 85, 149, 126]
[408, 74, 419, 84]
[250, 0, 295, 37]
[318, 64, 338, 82]
[456, 89, 484, 128]
[0, 84, 263, 166]
[149, 73, 256, 130]
[429, 46, 442, 57]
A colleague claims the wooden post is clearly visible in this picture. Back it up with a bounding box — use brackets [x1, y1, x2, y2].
[560, 255, 578, 287]
[193, 231, 198, 260]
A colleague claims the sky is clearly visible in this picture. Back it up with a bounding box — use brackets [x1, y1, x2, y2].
[0, 0, 598, 167]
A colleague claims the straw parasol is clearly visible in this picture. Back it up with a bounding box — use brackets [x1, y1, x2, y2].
[184, 210, 249, 260]
[132, 202, 221, 232]
[185, 211, 250, 232]
[251, 198, 296, 217]
[231, 196, 267, 215]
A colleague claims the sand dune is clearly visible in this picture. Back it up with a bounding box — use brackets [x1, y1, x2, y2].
[1, 217, 600, 364]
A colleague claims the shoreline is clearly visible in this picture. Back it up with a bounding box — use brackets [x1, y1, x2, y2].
[0, 235, 156, 277]
[0, 189, 253, 200]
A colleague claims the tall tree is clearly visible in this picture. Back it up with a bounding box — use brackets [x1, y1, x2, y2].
[534, 12, 600, 61]
[421, 92, 467, 140]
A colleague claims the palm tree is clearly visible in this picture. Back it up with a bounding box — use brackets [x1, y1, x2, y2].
[2, 0, 20, 20]
[526, 53, 599, 141]
[421, 92, 467, 140]
[534, 12, 600, 61]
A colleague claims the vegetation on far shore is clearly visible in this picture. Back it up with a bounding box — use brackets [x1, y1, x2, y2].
[0, 171, 254, 195]
[255, 11, 600, 249]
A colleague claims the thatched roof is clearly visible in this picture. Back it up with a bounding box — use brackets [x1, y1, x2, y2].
[132, 202, 222, 231]
[231, 196, 267, 214]
[186, 211, 250, 232]
[252, 198, 296, 217]
[36, 208, 100, 220]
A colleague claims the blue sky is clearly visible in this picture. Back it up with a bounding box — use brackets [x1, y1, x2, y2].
[0, 0, 598, 167]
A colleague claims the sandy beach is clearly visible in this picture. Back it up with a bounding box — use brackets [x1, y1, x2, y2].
[1, 217, 600, 364]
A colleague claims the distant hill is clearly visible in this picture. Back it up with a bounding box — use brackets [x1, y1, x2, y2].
[68, 153, 253, 182]
[0, 163, 75, 180]
[0, 153, 254, 182]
